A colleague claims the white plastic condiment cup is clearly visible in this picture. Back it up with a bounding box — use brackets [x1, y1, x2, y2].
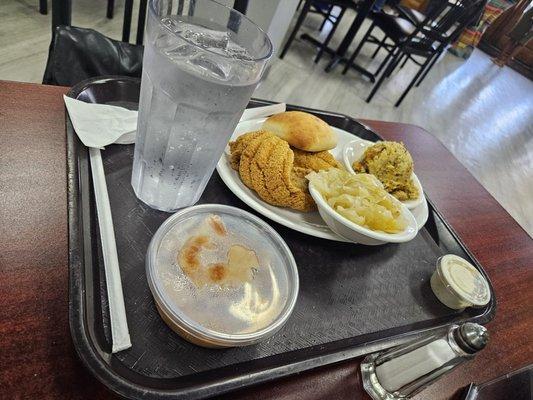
[430, 254, 491, 310]
[308, 183, 418, 245]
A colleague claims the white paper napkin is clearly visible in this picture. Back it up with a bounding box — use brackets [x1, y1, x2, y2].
[64, 96, 286, 149]
[63, 95, 137, 148]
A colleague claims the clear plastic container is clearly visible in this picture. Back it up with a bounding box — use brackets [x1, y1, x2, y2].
[430, 254, 490, 310]
[146, 204, 299, 347]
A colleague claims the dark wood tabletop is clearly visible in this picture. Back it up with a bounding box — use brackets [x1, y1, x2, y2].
[1, 80, 531, 400]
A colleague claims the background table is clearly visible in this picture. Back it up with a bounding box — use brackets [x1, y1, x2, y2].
[0, 80, 531, 399]
[323, 0, 377, 76]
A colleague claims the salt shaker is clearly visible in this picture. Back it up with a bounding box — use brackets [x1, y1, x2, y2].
[361, 323, 489, 399]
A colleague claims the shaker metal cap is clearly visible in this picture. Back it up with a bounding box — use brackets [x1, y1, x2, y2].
[455, 322, 489, 353]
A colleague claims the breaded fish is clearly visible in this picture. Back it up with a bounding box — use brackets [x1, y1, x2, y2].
[263, 139, 315, 212]
[249, 136, 284, 206]
[292, 148, 343, 172]
[238, 132, 275, 189]
[229, 130, 271, 170]
[228, 132, 343, 212]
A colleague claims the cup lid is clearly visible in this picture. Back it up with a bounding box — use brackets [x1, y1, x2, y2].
[436, 255, 490, 307]
[146, 204, 299, 347]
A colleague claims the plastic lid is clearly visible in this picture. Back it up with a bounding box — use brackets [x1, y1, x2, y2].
[146, 204, 299, 347]
[436, 255, 490, 307]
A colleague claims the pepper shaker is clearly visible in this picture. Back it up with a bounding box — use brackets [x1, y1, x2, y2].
[361, 323, 489, 399]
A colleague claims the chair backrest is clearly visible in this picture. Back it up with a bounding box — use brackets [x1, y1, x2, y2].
[429, 0, 482, 37]
[43, 26, 143, 86]
[437, 0, 487, 43]
[403, 0, 486, 50]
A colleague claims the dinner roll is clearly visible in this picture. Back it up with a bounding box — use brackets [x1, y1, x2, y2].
[262, 111, 337, 152]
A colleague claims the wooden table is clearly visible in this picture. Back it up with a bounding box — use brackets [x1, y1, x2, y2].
[1, 80, 531, 399]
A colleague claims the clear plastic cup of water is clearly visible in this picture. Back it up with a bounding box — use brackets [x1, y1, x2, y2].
[132, 0, 272, 211]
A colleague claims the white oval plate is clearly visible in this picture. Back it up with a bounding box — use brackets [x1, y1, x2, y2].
[216, 119, 427, 241]
[342, 138, 426, 210]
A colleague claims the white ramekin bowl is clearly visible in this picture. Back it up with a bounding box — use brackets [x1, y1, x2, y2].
[309, 184, 418, 246]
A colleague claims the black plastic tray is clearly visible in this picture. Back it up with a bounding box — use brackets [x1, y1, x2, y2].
[67, 76, 496, 400]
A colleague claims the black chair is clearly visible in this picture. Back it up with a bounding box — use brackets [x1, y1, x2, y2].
[43, 0, 251, 87]
[394, 4, 426, 25]
[107, 0, 115, 18]
[280, 0, 358, 63]
[351, 10, 419, 78]
[296, 0, 348, 31]
[342, 1, 450, 79]
[344, 0, 485, 106]
[42, 0, 115, 18]
[43, 26, 143, 86]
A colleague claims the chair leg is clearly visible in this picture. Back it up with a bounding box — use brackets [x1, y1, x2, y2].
[386, 52, 405, 77]
[122, 0, 134, 42]
[319, 5, 333, 32]
[415, 52, 439, 87]
[233, 0, 248, 14]
[342, 22, 375, 75]
[400, 54, 408, 68]
[107, 0, 115, 19]
[39, 0, 48, 15]
[394, 55, 432, 107]
[371, 35, 387, 59]
[375, 45, 396, 77]
[280, 0, 311, 59]
[136, 0, 148, 45]
[315, 7, 345, 63]
[367, 48, 401, 103]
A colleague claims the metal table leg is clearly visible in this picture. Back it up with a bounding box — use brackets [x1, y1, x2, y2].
[324, 0, 377, 79]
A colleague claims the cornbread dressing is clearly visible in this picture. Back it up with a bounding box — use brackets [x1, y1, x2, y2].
[353, 141, 419, 201]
